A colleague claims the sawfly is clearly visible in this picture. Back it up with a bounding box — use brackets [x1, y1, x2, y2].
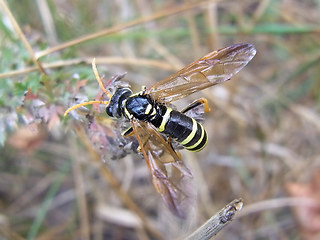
[64, 43, 256, 218]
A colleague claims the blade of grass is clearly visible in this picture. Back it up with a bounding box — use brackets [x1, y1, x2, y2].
[27, 160, 71, 240]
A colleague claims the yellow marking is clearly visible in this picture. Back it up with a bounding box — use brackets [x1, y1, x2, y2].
[158, 108, 172, 132]
[189, 131, 207, 152]
[145, 104, 153, 115]
[124, 106, 133, 119]
[150, 108, 156, 116]
[130, 91, 143, 97]
[192, 136, 207, 152]
[180, 118, 197, 145]
[122, 127, 134, 137]
[185, 123, 206, 151]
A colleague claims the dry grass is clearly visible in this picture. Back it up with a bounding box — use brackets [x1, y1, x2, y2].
[1, 0, 320, 239]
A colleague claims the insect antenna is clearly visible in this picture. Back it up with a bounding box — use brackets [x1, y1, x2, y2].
[92, 58, 112, 99]
[64, 58, 112, 116]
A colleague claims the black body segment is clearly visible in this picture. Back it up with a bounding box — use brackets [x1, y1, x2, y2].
[162, 110, 207, 152]
[184, 123, 207, 151]
[108, 92, 208, 152]
[148, 104, 167, 128]
[163, 110, 193, 141]
[106, 88, 132, 118]
[124, 94, 154, 120]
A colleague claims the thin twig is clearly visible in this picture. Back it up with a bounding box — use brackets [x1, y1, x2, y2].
[238, 197, 317, 218]
[148, 39, 184, 69]
[186, 199, 243, 240]
[0, 0, 46, 75]
[74, 126, 164, 240]
[0, 226, 25, 240]
[70, 138, 90, 240]
[135, 0, 184, 69]
[0, 57, 179, 79]
[36, 0, 215, 58]
[35, 0, 58, 44]
[204, 2, 219, 50]
[185, 3, 201, 57]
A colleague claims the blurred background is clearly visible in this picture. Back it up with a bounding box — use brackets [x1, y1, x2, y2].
[1, 0, 320, 239]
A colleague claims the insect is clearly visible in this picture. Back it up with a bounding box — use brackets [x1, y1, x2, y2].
[64, 43, 256, 218]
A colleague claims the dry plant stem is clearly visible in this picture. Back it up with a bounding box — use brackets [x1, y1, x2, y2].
[204, 2, 219, 50]
[35, 0, 57, 44]
[36, 0, 215, 58]
[70, 139, 90, 240]
[184, 1, 201, 57]
[135, 0, 184, 69]
[249, 0, 271, 27]
[7, 174, 56, 213]
[238, 197, 317, 217]
[148, 39, 184, 69]
[185, 153, 215, 215]
[244, 72, 320, 133]
[0, 0, 46, 75]
[135, 1, 184, 69]
[92, 218, 104, 240]
[186, 199, 243, 240]
[37, 219, 76, 240]
[0, 226, 25, 240]
[0, 57, 179, 79]
[74, 126, 164, 240]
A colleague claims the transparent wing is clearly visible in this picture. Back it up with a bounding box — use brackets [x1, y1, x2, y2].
[146, 43, 256, 103]
[131, 120, 196, 218]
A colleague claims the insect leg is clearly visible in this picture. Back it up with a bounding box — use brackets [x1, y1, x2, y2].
[166, 137, 181, 156]
[181, 97, 210, 114]
[122, 126, 134, 137]
[141, 86, 147, 92]
[136, 133, 152, 153]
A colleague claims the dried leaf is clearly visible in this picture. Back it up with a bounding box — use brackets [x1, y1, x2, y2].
[285, 171, 320, 239]
[24, 88, 38, 100]
[8, 124, 47, 153]
[48, 106, 63, 130]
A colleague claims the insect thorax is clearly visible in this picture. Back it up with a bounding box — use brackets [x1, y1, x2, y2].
[123, 93, 156, 120]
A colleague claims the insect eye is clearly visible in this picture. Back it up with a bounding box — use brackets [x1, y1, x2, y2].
[106, 106, 113, 117]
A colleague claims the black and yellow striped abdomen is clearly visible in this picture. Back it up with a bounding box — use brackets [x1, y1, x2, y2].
[150, 106, 208, 152]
